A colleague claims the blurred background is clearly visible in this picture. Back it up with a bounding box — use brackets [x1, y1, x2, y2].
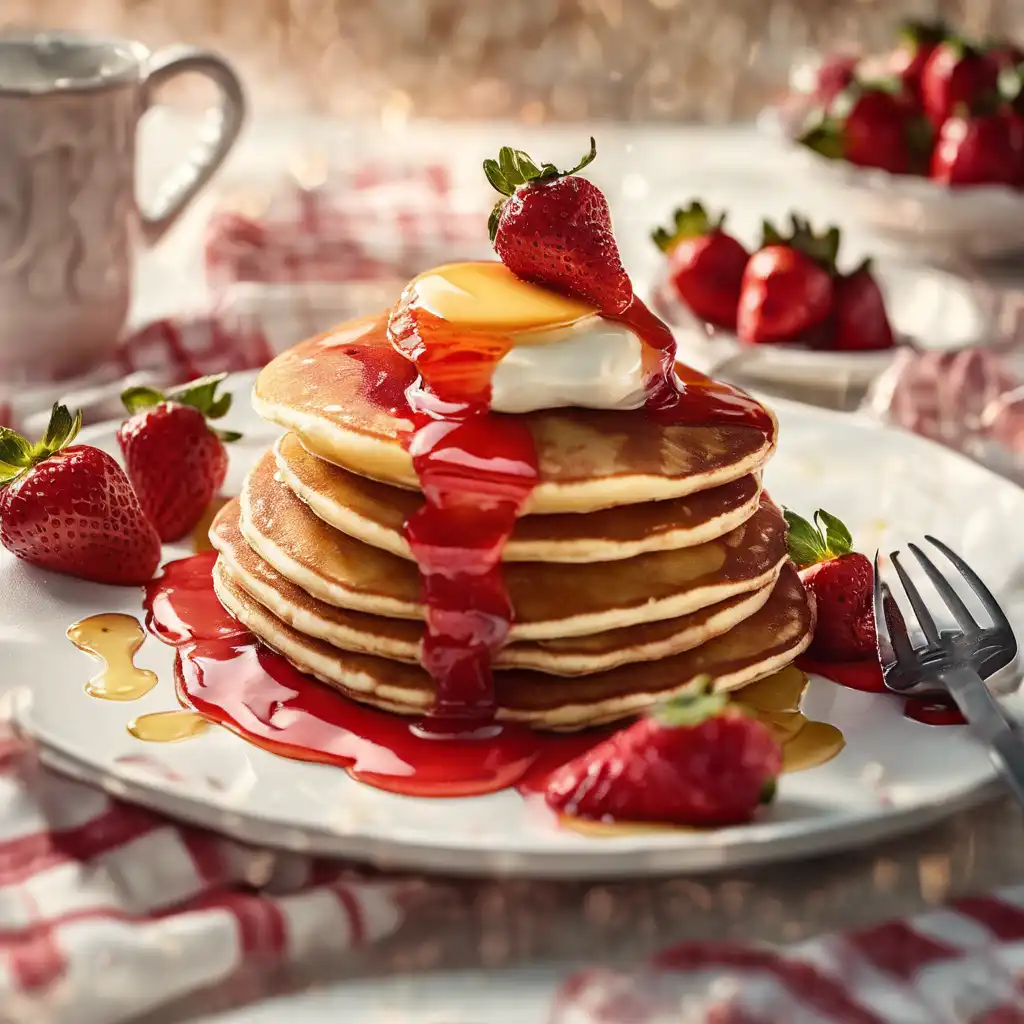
[5, 0, 1024, 121]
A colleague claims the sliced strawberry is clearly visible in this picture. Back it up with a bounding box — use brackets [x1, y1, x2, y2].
[485, 139, 633, 315]
[651, 202, 749, 330]
[784, 508, 876, 661]
[0, 404, 161, 585]
[832, 259, 895, 351]
[118, 374, 241, 543]
[799, 80, 933, 175]
[544, 679, 781, 827]
[921, 38, 1001, 127]
[737, 216, 837, 345]
[931, 102, 1023, 186]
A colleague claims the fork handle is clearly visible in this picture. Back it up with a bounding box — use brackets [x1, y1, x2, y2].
[940, 666, 1024, 808]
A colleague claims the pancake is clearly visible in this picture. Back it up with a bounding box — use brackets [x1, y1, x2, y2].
[274, 432, 763, 563]
[251, 317, 777, 514]
[239, 452, 790, 640]
[211, 503, 779, 675]
[212, 560, 814, 729]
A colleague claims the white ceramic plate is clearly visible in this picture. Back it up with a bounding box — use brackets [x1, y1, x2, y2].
[652, 262, 990, 389]
[4, 372, 1024, 878]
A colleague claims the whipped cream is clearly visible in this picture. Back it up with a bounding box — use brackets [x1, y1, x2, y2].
[490, 316, 648, 414]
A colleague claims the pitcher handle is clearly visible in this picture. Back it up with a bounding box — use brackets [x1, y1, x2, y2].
[138, 46, 246, 246]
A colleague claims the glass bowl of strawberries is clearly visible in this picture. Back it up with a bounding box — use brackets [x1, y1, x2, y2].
[766, 22, 1024, 262]
[648, 204, 989, 390]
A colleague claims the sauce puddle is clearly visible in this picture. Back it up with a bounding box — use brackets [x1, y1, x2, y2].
[143, 554, 843, 807]
[797, 654, 966, 726]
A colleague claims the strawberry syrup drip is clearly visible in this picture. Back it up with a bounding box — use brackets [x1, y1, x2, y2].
[611, 296, 775, 435]
[797, 655, 965, 726]
[143, 552, 600, 797]
[388, 304, 539, 729]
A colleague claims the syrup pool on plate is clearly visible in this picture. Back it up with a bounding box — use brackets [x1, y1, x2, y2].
[139, 553, 844, 805]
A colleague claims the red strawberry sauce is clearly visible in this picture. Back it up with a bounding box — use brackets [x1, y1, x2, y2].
[143, 286, 778, 794]
[797, 654, 964, 726]
[144, 551, 602, 797]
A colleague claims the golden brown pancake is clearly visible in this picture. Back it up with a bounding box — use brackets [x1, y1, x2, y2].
[211, 504, 779, 676]
[212, 560, 814, 729]
[238, 453, 790, 639]
[274, 432, 764, 563]
[251, 317, 777, 514]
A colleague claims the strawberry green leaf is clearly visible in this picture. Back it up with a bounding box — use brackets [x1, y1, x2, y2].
[167, 373, 229, 415]
[0, 404, 82, 487]
[39, 403, 82, 455]
[121, 386, 166, 415]
[797, 115, 845, 161]
[759, 777, 777, 804]
[483, 159, 511, 196]
[0, 428, 33, 468]
[483, 138, 597, 199]
[650, 201, 723, 254]
[814, 509, 853, 556]
[206, 392, 233, 421]
[653, 675, 728, 728]
[898, 18, 948, 51]
[215, 428, 243, 443]
[783, 508, 828, 567]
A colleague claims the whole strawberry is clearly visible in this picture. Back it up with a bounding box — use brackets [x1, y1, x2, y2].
[545, 679, 781, 827]
[737, 216, 838, 345]
[890, 20, 949, 100]
[799, 81, 932, 175]
[0, 404, 161, 585]
[784, 508, 875, 661]
[652, 202, 749, 331]
[832, 260, 895, 352]
[931, 104, 1023, 186]
[485, 139, 634, 315]
[118, 374, 241, 543]
[921, 38, 1001, 127]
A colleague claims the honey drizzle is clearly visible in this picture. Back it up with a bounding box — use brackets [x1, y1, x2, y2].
[67, 614, 158, 702]
[128, 710, 210, 743]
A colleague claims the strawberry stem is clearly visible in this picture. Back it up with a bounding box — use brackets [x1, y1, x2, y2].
[0, 403, 83, 487]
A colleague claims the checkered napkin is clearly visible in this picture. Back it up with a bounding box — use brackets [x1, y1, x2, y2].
[553, 890, 1024, 1023]
[862, 346, 1024, 483]
[0, 724, 408, 1024]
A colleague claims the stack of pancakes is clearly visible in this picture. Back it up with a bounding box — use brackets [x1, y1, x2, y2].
[209, 318, 815, 730]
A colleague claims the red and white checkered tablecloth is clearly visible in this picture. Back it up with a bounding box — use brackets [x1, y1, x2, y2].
[552, 891, 1024, 1023]
[0, 725, 409, 1024]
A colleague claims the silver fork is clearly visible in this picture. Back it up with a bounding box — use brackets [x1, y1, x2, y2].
[873, 536, 1024, 805]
